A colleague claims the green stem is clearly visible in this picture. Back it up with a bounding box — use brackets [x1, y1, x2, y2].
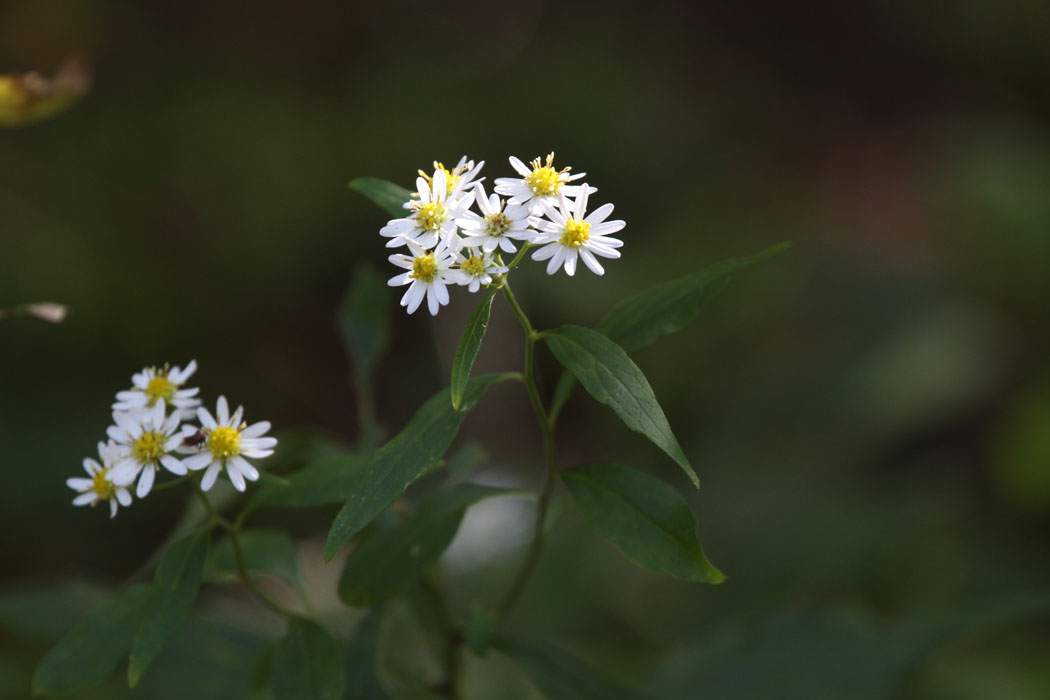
[496, 282, 558, 625]
[192, 479, 299, 619]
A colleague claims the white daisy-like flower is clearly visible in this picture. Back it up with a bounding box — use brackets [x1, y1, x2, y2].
[113, 361, 201, 420]
[494, 153, 594, 213]
[417, 155, 485, 205]
[529, 187, 625, 276]
[107, 400, 188, 498]
[455, 248, 509, 293]
[380, 169, 466, 250]
[387, 240, 466, 315]
[455, 184, 534, 254]
[181, 396, 276, 492]
[67, 441, 133, 518]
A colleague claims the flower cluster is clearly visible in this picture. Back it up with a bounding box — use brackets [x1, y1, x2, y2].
[382, 153, 626, 315]
[67, 361, 277, 517]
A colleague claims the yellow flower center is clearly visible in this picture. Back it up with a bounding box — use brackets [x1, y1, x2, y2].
[132, 430, 167, 462]
[411, 253, 438, 283]
[419, 161, 462, 196]
[144, 375, 175, 404]
[414, 201, 448, 232]
[560, 219, 591, 247]
[92, 468, 115, 501]
[484, 213, 511, 237]
[525, 153, 570, 197]
[208, 426, 241, 459]
[461, 255, 487, 277]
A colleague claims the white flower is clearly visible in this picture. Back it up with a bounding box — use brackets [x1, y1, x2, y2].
[107, 401, 188, 497]
[181, 396, 276, 492]
[418, 156, 485, 205]
[455, 248, 509, 293]
[529, 188, 625, 276]
[455, 184, 534, 254]
[387, 240, 466, 315]
[113, 361, 201, 420]
[380, 169, 466, 250]
[67, 441, 133, 518]
[494, 153, 594, 213]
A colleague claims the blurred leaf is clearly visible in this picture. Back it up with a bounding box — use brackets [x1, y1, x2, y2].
[498, 636, 649, 700]
[344, 611, 390, 699]
[542, 326, 697, 487]
[993, 387, 1050, 510]
[32, 584, 150, 697]
[561, 464, 724, 583]
[338, 484, 505, 607]
[246, 452, 368, 514]
[338, 263, 392, 380]
[128, 529, 210, 687]
[443, 442, 489, 480]
[450, 290, 496, 410]
[550, 243, 789, 418]
[206, 530, 301, 589]
[272, 618, 345, 700]
[0, 57, 91, 127]
[324, 373, 516, 561]
[349, 178, 413, 219]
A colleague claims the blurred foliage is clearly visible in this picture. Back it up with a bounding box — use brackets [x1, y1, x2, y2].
[4, 0, 1050, 697]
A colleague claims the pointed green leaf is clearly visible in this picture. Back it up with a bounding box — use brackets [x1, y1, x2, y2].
[272, 618, 345, 700]
[32, 584, 150, 696]
[550, 243, 790, 419]
[206, 529, 301, 589]
[450, 289, 496, 410]
[338, 263, 392, 379]
[323, 373, 516, 561]
[542, 326, 697, 487]
[128, 529, 210, 687]
[343, 611, 390, 699]
[562, 464, 724, 582]
[246, 452, 368, 514]
[498, 636, 649, 700]
[349, 177, 413, 219]
[338, 484, 505, 607]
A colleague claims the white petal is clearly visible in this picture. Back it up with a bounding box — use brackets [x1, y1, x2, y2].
[241, 421, 271, 439]
[160, 455, 187, 475]
[136, 466, 156, 498]
[67, 478, 92, 490]
[198, 407, 217, 430]
[73, 492, 96, 506]
[226, 463, 246, 492]
[200, 463, 222, 491]
[116, 488, 133, 506]
[183, 452, 213, 471]
[217, 396, 229, 425]
[230, 455, 259, 482]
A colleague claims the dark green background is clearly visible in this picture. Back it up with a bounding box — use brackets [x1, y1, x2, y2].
[3, 1, 1050, 697]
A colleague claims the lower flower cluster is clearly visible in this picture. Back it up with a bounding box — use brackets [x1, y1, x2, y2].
[66, 360, 276, 517]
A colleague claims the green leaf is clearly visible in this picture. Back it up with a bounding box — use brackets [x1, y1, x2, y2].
[206, 529, 301, 589]
[550, 243, 789, 419]
[338, 483, 505, 607]
[542, 326, 697, 487]
[561, 464, 724, 583]
[272, 618, 345, 700]
[246, 452, 369, 514]
[127, 529, 210, 687]
[498, 636, 649, 700]
[32, 584, 150, 696]
[349, 177, 413, 219]
[338, 263, 392, 380]
[450, 289, 496, 410]
[343, 611, 390, 699]
[323, 373, 515, 561]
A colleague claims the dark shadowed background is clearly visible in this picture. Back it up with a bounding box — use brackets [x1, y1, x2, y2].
[3, 1, 1050, 698]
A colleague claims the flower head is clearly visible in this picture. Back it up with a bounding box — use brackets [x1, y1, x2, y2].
[387, 240, 465, 315]
[380, 169, 466, 250]
[529, 188, 624, 276]
[455, 248, 509, 293]
[67, 441, 133, 518]
[494, 153, 594, 213]
[418, 155, 484, 205]
[113, 361, 200, 420]
[107, 401, 188, 498]
[455, 184, 534, 254]
[182, 396, 276, 492]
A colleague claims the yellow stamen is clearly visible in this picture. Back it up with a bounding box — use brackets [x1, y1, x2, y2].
[208, 426, 241, 459]
[411, 253, 438, 283]
[484, 212, 511, 237]
[132, 431, 167, 462]
[525, 152, 570, 197]
[418, 161, 462, 196]
[559, 218, 591, 247]
[92, 468, 115, 501]
[414, 201, 448, 232]
[144, 374, 176, 405]
[461, 255, 487, 277]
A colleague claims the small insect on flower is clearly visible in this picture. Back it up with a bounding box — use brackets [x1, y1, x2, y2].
[107, 400, 188, 498]
[387, 240, 466, 315]
[113, 360, 201, 420]
[181, 396, 276, 492]
[529, 187, 625, 276]
[419, 155, 485, 206]
[380, 168, 467, 250]
[455, 248, 509, 293]
[67, 441, 133, 518]
[455, 184, 535, 254]
[494, 152, 595, 214]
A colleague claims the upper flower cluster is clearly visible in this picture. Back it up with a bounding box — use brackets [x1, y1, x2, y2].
[381, 154, 625, 315]
[67, 361, 276, 517]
